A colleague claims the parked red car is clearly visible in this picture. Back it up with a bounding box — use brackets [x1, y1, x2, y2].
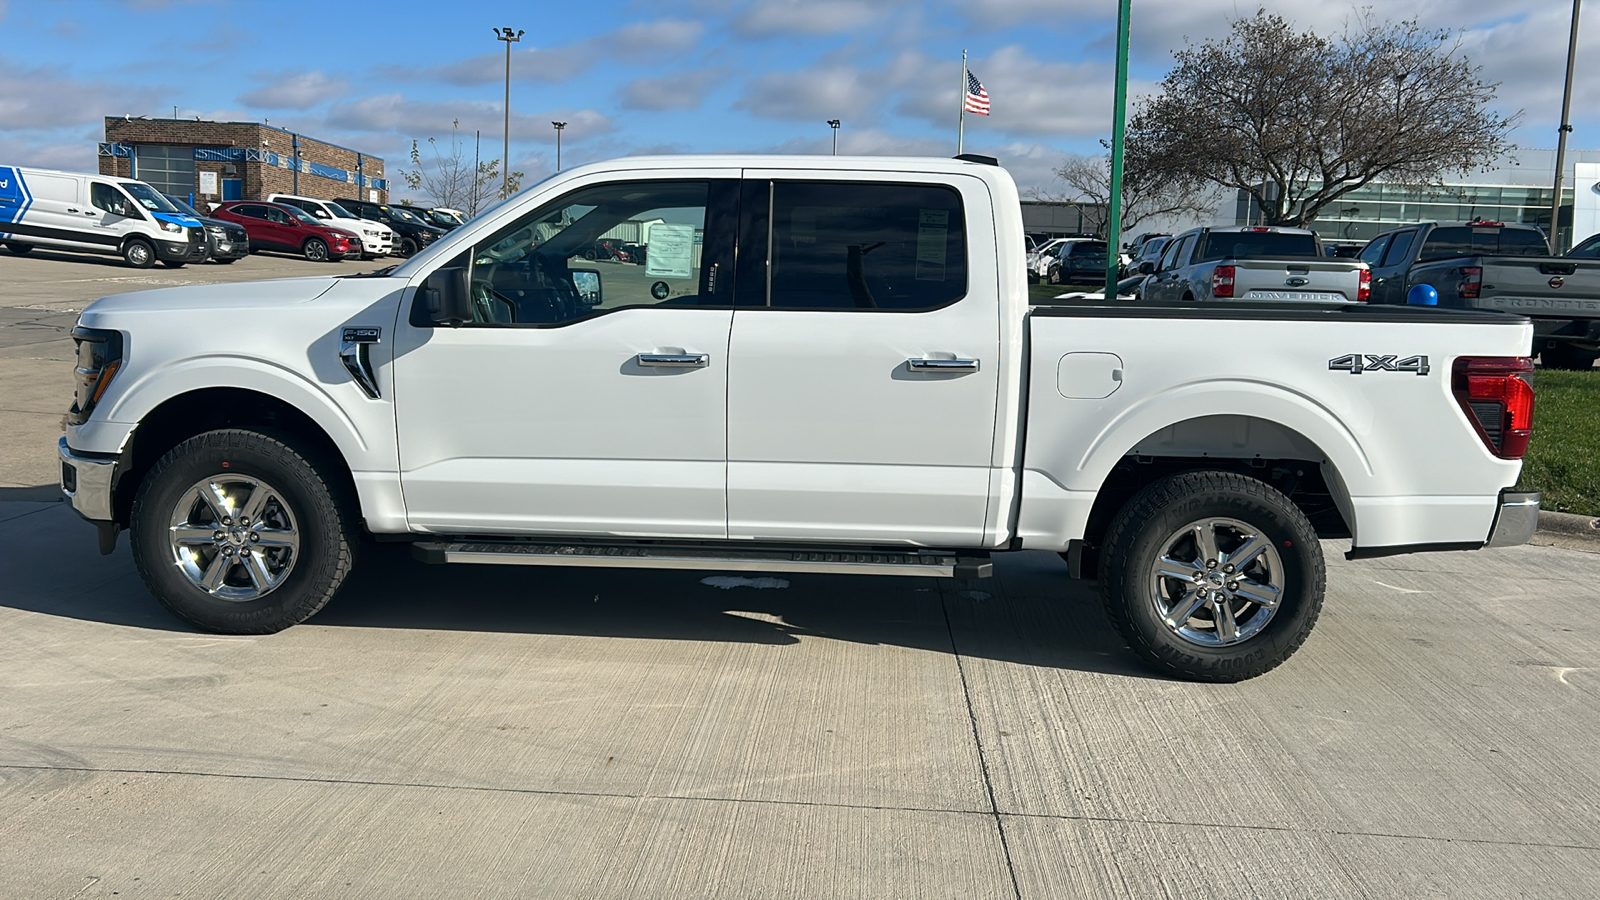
[211, 201, 357, 262]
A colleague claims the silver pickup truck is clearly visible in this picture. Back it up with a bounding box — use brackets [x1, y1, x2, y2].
[1140, 226, 1370, 304]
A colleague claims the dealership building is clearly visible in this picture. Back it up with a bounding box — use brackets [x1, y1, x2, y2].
[98, 118, 387, 206]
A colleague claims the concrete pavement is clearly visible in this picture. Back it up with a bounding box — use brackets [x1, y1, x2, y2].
[2, 248, 1599, 898]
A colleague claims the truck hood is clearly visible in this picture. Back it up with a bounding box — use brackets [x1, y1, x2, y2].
[80, 276, 342, 323]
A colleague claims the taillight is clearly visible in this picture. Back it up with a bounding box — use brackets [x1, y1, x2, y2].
[1452, 356, 1534, 459]
[1212, 265, 1235, 298]
[1356, 268, 1371, 302]
[1459, 266, 1482, 300]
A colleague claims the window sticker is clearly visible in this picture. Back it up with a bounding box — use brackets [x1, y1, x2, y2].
[916, 209, 949, 281]
[646, 223, 695, 278]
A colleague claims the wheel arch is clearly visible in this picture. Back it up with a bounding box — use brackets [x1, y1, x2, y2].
[111, 387, 359, 530]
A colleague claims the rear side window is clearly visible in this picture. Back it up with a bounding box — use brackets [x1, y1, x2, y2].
[1068, 241, 1108, 257]
[1380, 231, 1416, 267]
[766, 182, 966, 311]
[1197, 231, 1317, 261]
[1419, 226, 1550, 261]
[1357, 235, 1391, 265]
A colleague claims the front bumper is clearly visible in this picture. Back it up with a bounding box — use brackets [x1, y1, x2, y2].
[59, 437, 117, 522]
[156, 237, 209, 263]
[1486, 490, 1540, 548]
[206, 231, 250, 260]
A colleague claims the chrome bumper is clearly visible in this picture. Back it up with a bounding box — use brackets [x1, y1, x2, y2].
[59, 437, 117, 522]
[1487, 490, 1540, 548]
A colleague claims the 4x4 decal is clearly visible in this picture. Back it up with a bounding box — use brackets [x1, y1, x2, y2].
[1328, 354, 1430, 375]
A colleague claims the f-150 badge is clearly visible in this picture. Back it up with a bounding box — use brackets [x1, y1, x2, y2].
[1328, 354, 1429, 375]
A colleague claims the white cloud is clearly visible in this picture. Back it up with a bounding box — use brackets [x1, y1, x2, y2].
[238, 71, 350, 110]
[0, 57, 167, 129]
[732, 0, 889, 36]
[733, 64, 879, 120]
[323, 93, 613, 145]
[620, 69, 727, 111]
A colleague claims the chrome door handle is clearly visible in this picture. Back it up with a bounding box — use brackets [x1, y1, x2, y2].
[636, 352, 709, 368]
[907, 357, 980, 372]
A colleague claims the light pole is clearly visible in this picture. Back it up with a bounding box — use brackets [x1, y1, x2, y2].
[552, 121, 567, 171]
[493, 26, 523, 198]
[1550, 0, 1582, 252]
[827, 119, 840, 155]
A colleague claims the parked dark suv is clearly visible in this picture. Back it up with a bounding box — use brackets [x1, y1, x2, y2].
[335, 198, 446, 256]
[163, 194, 250, 263]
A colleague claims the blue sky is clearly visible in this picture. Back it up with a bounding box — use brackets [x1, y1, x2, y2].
[0, 0, 1592, 198]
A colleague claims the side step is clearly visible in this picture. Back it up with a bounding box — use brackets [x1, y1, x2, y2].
[411, 540, 992, 579]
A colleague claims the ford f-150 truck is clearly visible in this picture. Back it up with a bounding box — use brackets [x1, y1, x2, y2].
[1140, 225, 1371, 304]
[58, 155, 1539, 681]
[1360, 221, 1600, 369]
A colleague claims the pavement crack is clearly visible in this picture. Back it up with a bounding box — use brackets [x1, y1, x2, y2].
[938, 582, 1025, 900]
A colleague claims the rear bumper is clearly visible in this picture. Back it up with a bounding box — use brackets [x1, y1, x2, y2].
[1486, 490, 1540, 548]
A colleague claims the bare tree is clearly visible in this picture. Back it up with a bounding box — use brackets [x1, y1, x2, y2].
[399, 121, 525, 215]
[1029, 150, 1214, 238]
[1127, 10, 1517, 226]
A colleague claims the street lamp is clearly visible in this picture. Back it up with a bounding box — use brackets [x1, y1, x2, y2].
[493, 26, 524, 198]
[826, 119, 840, 155]
[552, 121, 567, 172]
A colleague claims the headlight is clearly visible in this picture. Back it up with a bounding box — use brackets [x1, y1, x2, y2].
[161, 221, 184, 234]
[206, 225, 226, 235]
[69, 326, 124, 425]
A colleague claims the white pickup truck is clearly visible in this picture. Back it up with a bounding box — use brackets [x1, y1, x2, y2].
[59, 155, 1540, 681]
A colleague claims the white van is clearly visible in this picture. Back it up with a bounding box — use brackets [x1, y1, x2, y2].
[0, 166, 208, 268]
[265, 193, 394, 258]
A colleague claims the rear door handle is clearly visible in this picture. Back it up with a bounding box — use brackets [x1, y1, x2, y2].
[636, 352, 709, 368]
[907, 357, 980, 372]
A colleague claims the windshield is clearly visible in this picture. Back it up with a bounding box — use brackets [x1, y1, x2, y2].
[163, 194, 202, 218]
[125, 182, 182, 214]
[1197, 231, 1317, 261]
[387, 206, 425, 226]
[326, 202, 359, 219]
[283, 205, 323, 225]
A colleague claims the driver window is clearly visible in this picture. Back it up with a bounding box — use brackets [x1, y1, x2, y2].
[264, 206, 290, 224]
[90, 183, 130, 217]
[1156, 236, 1184, 271]
[434, 179, 729, 327]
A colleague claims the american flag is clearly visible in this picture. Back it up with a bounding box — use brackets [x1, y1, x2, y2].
[964, 70, 990, 116]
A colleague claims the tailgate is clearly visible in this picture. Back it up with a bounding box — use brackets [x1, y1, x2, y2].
[1472, 258, 1600, 318]
[1233, 259, 1365, 302]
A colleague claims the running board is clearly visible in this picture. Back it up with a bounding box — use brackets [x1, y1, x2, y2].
[411, 541, 992, 579]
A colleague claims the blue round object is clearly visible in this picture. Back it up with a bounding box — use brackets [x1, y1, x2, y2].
[1406, 284, 1439, 306]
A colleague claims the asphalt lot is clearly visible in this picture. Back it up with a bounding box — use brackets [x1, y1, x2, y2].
[2, 248, 1599, 898]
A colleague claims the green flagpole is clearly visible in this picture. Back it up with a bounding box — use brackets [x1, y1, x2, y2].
[1105, 0, 1132, 299]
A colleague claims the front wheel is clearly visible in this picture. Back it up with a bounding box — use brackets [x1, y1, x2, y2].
[129, 429, 356, 633]
[123, 238, 156, 268]
[5, 242, 32, 255]
[160, 260, 186, 269]
[400, 237, 419, 257]
[302, 238, 329, 262]
[1099, 470, 1324, 682]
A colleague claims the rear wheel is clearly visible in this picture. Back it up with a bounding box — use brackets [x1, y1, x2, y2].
[5, 242, 32, 255]
[302, 238, 329, 262]
[1099, 470, 1324, 682]
[122, 238, 156, 268]
[160, 260, 186, 269]
[129, 429, 356, 633]
[1541, 342, 1599, 370]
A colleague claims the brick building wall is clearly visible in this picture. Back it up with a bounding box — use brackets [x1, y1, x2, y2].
[99, 118, 385, 205]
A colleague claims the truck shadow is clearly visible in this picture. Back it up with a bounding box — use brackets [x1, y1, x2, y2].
[2, 502, 1154, 679]
[312, 543, 1157, 679]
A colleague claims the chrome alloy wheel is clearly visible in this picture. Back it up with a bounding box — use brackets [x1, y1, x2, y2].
[167, 475, 300, 601]
[1150, 517, 1284, 646]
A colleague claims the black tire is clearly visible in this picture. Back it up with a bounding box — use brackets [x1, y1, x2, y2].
[215, 258, 239, 265]
[302, 238, 329, 262]
[123, 238, 156, 268]
[1048, 265, 1061, 286]
[129, 429, 356, 634]
[400, 237, 419, 257]
[5, 242, 32, 255]
[1099, 470, 1325, 682]
[160, 260, 187, 269]
[1541, 342, 1599, 370]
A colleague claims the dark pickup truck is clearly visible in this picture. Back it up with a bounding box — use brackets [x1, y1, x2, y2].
[1360, 221, 1600, 369]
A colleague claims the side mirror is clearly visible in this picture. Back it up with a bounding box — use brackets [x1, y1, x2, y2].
[571, 269, 603, 307]
[423, 266, 473, 327]
[1138, 261, 1155, 275]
